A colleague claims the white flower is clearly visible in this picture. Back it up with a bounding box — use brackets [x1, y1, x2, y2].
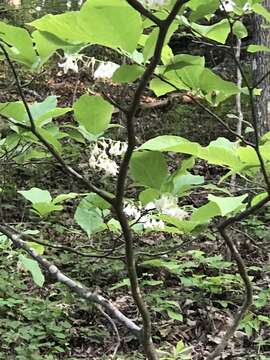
[109, 141, 127, 156]
[141, 216, 165, 229]
[58, 53, 82, 74]
[152, 194, 188, 220]
[35, 6, 41, 11]
[243, 2, 250, 12]
[67, 1, 72, 9]
[93, 62, 120, 80]
[220, 0, 235, 12]
[88, 139, 124, 177]
[124, 203, 141, 218]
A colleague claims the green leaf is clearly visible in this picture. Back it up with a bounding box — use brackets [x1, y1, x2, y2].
[199, 69, 240, 104]
[37, 127, 62, 153]
[191, 201, 221, 222]
[74, 194, 108, 237]
[130, 151, 168, 189]
[73, 95, 113, 135]
[171, 173, 204, 195]
[165, 54, 205, 71]
[143, 22, 178, 61]
[233, 21, 248, 39]
[30, 0, 142, 53]
[26, 242, 45, 255]
[53, 192, 79, 204]
[252, 3, 270, 22]
[32, 202, 63, 216]
[251, 192, 268, 206]
[139, 188, 160, 205]
[140, 135, 202, 155]
[0, 21, 38, 67]
[19, 255, 45, 287]
[191, 19, 230, 44]
[79, 0, 142, 52]
[18, 188, 52, 204]
[112, 64, 144, 83]
[247, 44, 270, 53]
[208, 194, 247, 216]
[167, 309, 183, 321]
[74, 207, 104, 237]
[79, 193, 111, 210]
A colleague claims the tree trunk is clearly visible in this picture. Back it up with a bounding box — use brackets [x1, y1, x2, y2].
[253, 0, 270, 136]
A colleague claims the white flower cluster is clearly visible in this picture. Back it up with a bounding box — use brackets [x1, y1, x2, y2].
[58, 53, 82, 74]
[146, 194, 188, 219]
[124, 203, 165, 230]
[93, 62, 120, 80]
[124, 194, 188, 231]
[220, 1, 250, 12]
[89, 139, 127, 177]
[140, 0, 168, 8]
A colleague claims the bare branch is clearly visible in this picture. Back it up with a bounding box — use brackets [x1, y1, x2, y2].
[0, 224, 141, 337]
[125, 0, 162, 27]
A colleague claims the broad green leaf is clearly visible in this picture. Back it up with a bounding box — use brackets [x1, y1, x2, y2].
[161, 45, 174, 65]
[208, 194, 247, 216]
[165, 54, 205, 71]
[188, 0, 219, 21]
[167, 310, 183, 321]
[74, 206, 104, 237]
[200, 137, 241, 169]
[26, 242, 45, 255]
[247, 44, 270, 53]
[251, 192, 268, 206]
[79, 0, 142, 52]
[32, 202, 63, 216]
[32, 30, 60, 66]
[233, 21, 248, 39]
[53, 192, 79, 204]
[29, 12, 88, 43]
[159, 215, 200, 233]
[79, 193, 111, 210]
[0, 21, 38, 67]
[172, 173, 204, 194]
[252, 3, 270, 22]
[149, 77, 184, 97]
[35, 107, 72, 127]
[73, 95, 113, 135]
[139, 135, 202, 155]
[237, 146, 259, 166]
[130, 151, 168, 189]
[139, 188, 160, 205]
[30, 1, 142, 53]
[0, 102, 26, 122]
[143, 22, 178, 61]
[191, 201, 221, 222]
[18, 188, 52, 204]
[19, 255, 45, 287]
[191, 19, 230, 44]
[112, 64, 144, 83]
[37, 127, 62, 153]
[170, 65, 204, 90]
[200, 69, 239, 104]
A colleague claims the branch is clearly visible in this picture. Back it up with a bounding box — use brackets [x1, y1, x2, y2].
[113, 2, 189, 359]
[125, 0, 163, 27]
[0, 224, 141, 337]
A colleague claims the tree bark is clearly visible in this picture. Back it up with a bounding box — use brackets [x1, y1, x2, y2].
[253, 0, 270, 136]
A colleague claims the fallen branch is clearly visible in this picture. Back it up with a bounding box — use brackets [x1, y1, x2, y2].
[0, 224, 141, 338]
